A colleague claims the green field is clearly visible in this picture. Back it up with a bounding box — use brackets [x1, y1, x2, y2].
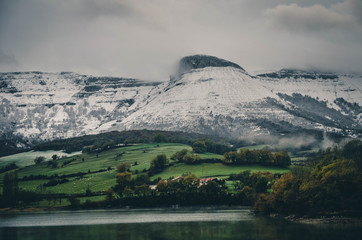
[0, 150, 81, 168]
[152, 163, 289, 180]
[1, 143, 290, 197]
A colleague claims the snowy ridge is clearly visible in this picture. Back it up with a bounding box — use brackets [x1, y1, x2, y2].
[258, 70, 362, 132]
[258, 70, 362, 109]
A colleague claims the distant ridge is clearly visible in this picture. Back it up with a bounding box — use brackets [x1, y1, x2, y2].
[258, 69, 339, 80]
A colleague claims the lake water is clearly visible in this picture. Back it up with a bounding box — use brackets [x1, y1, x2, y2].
[0, 207, 361, 240]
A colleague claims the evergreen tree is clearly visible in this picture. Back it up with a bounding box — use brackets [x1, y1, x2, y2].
[2, 171, 19, 206]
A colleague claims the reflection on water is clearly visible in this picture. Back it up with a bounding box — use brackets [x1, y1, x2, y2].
[0, 208, 253, 227]
[1, 208, 361, 240]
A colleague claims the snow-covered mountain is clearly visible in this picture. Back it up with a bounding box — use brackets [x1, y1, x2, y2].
[1, 55, 361, 151]
[113, 56, 361, 139]
[0, 71, 159, 150]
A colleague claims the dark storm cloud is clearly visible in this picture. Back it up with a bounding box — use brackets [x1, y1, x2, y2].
[73, 0, 133, 19]
[264, 3, 360, 32]
[0, 0, 361, 79]
[0, 50, 18, 65]
[351, 0, 362, 22]
[334, 0, 362, 24]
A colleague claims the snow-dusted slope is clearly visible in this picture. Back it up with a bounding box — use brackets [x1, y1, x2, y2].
[1, 55, 361, 149]
[258, 69, 362, 109]
[116, 66, 288, 137]
[0, 71, 159, 146]
[258, 69, 362, 134]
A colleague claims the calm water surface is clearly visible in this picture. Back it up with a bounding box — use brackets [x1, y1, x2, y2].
[0, 207, 361, 240]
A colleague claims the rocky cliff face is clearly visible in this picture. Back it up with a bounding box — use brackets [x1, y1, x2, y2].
[1, 55, 361, 152]
[176, 55, 245, 75]
[0, 71, 159, 151]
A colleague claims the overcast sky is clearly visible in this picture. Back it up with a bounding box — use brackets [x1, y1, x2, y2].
[0, 0, 361, 80]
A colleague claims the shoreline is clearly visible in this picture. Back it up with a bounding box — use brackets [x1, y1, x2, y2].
[270, 213, 362, 225]
[0, 207, 58, 213]
[0, 205, 251, 214]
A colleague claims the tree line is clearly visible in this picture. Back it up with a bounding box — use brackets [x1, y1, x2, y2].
[223, 149, 291, 167]
[254, 140, 362, 216]
[32, 130, 227, 153]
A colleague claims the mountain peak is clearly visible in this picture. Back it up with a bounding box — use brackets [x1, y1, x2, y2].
[177, 55, 245, 74]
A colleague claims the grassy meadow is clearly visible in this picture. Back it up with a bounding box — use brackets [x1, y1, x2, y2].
[152, 163, 289, 180]
[0, 150, 81, 168]
[0, 142, 291, 207]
